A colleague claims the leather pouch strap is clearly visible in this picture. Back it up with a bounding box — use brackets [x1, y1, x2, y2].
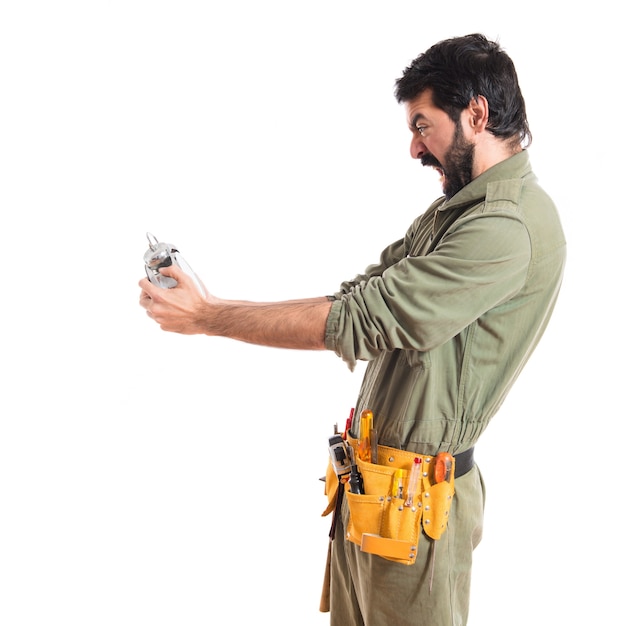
[361, 534, 418, 562]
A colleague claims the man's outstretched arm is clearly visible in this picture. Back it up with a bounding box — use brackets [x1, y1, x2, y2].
[139, 264, 332, 350]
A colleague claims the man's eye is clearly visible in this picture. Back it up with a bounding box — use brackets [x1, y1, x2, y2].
[416, 126, 426, 136]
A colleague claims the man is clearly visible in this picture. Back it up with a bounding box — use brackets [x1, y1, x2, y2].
[139, 33, 566, 626]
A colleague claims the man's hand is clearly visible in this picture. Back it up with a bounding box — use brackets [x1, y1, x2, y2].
[139, 264, 210, 334]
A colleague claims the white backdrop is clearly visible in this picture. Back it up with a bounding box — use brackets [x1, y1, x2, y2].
[1, 2, 623, 624]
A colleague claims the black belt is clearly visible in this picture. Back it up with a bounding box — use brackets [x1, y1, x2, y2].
[454, 447, 475, 478]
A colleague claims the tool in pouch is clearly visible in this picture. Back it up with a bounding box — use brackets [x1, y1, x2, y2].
[143, 232, 206, 297]
[322, 409, 456, 567]
[320, 411, 356, 612]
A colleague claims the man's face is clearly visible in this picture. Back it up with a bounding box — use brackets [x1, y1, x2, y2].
[405, 89, 475, 200]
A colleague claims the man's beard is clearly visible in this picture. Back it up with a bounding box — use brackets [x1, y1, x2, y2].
[421, 123, 475, 200]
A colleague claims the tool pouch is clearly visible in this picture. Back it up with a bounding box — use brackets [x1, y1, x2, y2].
[322, 440, 455, 565]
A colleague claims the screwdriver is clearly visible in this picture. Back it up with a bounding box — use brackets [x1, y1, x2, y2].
[404, 457, 422, 507]
[392, 468, 407, 499]
[343, 407, 355, 440]
[357, 409, 373, 462]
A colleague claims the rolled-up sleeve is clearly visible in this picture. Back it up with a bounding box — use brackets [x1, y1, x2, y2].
[325, 211, 531, 369]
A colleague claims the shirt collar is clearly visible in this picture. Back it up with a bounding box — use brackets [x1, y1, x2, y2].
[439, 150, 532, 212]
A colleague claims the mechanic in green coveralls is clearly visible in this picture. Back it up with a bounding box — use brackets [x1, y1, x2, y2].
[139, 33, 566, 626]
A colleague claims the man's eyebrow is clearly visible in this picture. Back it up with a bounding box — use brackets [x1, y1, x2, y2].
[410, 113, 426, 127]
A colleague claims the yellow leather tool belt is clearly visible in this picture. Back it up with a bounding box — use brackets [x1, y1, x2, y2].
[323, 438, 461, 566]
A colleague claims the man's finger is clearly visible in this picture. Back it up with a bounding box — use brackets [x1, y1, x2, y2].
[158, 263, 186, 283]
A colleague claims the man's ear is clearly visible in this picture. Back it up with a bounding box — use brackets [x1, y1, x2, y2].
[468, 95, 489, 132]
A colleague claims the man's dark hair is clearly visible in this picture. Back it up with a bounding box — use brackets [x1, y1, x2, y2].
[395, 33, 532, 148]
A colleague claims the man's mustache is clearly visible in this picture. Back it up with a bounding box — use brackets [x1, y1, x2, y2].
[421, 153, 443, 170]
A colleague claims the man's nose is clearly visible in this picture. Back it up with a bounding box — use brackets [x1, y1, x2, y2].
[410, 136, 426, 160]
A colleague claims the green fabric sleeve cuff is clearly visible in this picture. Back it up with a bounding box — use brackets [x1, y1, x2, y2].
[324, 298, 356, 371]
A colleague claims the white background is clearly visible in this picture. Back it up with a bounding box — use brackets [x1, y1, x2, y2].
[1, 1, 623, 624]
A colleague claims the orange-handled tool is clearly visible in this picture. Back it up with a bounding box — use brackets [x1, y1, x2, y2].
[434, 452, 453, 483]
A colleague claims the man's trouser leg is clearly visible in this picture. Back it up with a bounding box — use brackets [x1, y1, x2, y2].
[329, 464, 485, 626]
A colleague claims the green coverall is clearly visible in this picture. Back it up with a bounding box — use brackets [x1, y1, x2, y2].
[324, 150, 566, 625]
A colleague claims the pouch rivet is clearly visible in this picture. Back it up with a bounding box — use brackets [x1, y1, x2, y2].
[378, 496, 385, 502]
[424, 492, 430, 497]
[388, 456, 395, 462]
[425, 505, 430, 511]
[424, 519, 431, 524]
[425, 457, 431, 463]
